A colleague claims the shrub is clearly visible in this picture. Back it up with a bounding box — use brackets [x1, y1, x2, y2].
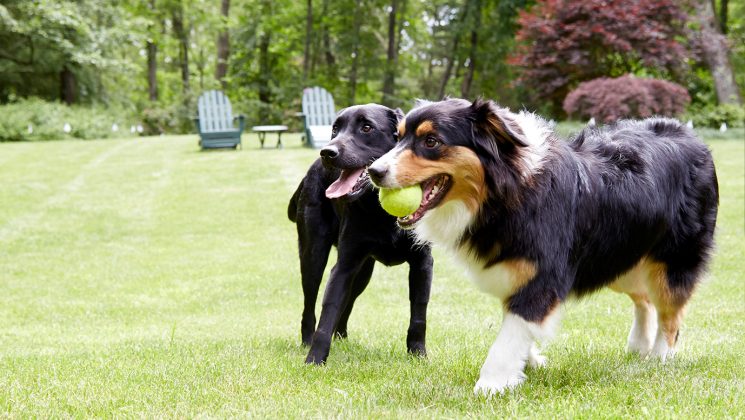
[141, 103, 194, 135]
[683, 104, 745, 128]
[563, 75, 690, 123]
[0, 99, 137, 141]
[512, 0, 689, 116]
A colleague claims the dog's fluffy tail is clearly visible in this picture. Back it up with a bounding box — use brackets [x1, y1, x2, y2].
[287, 178, 304, 223]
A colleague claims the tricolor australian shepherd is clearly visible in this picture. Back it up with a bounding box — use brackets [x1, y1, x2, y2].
[288, 104, 433, 365]
[368, 98, 718, 395]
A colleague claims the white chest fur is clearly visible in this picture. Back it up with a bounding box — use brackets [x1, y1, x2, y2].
[416, 200, 530, 302]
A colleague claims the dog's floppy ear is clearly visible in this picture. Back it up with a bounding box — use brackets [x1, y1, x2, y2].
[470, 99, 528, 147]
[386, 107, 405, 141]
[386, 107, 404, 127]
[393, 107, 405, 122]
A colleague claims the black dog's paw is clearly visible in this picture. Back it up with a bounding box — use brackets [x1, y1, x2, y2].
[301, 321, 316, 347]
[304, 351, 328, 365]
[407, 342, 427, 358]
[305, 338, 331, 365]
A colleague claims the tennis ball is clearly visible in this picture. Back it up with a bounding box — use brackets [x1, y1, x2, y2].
[378, 185, 422, 217]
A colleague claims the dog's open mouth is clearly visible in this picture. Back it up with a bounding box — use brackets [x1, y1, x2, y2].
[397, 174, 451, 229]
[325, 167, 369, 199]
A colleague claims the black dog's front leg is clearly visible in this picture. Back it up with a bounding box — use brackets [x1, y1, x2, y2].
[335, 257, 375, 339]
[305, 256, 366, 364]
[406, 249, 433, 356]
[297, 209, 335, 346]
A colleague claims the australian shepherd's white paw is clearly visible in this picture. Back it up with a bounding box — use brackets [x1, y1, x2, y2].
[527, 344, 547, 368]
[474, 370, 526, 396]
[627, 334, 654, 356]
[650, 331, 678, 362]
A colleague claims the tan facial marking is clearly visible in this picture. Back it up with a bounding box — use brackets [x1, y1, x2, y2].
[393, 147, 487, 213]
[415, 120, 435, 137]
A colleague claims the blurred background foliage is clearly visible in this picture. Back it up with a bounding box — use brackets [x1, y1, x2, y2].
[0, 0, 742, 140]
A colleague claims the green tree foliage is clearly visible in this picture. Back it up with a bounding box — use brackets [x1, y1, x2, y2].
[0, 0, 124, 103]
[0, 0, 741, 135]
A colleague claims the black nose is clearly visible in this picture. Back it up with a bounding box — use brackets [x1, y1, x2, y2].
[320, 145, 339, 161]
[367, 165, 388, 183]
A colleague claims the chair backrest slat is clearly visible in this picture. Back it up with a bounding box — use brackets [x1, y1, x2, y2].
[198, 90, 234, 133]
[302, 87, 335, 127]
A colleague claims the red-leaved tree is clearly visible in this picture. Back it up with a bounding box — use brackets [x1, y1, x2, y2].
[511, 0, 690, 116]
[563, 75, 690, 123]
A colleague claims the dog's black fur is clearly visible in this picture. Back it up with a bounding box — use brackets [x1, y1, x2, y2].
[288, 104, 433, 364]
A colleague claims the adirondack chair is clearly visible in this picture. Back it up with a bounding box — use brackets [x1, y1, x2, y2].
[194, 90, 245, 149]
[300, 86, 336, 148]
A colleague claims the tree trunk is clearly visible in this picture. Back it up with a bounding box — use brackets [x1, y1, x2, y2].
[694, 1, 742, 104]
[303, 0, 313, 81]
[321, 0, 335, 70]
[381, 0, 398, 106]
[215, 0, 230, 89]
[381, 0, 405, 106]
[145, 0, 158, 101]
[438, 0, 469, 99]
[347, 0, 362, 104]
[720, 0, 729, 34]
[258, 31, 272, 122]
[147, 40, 158, 101]
[460, 0, 481, 98]
[60, 64, 76, 105]
[172, 1, 190, 96]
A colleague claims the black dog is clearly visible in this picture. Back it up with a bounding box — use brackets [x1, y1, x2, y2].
[288, 104, 433, 364]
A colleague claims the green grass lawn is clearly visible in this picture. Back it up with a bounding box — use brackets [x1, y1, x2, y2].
[1, 129, 743, 417]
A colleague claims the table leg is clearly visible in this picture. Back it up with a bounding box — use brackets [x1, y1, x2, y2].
[277, 132, 283, 149]
[258, 132, 265, 148]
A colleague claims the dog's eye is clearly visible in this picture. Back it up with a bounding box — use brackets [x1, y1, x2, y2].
[424, 136, 440, 148]
[332, 126, 338, 136]
[361, 124, 372, 133]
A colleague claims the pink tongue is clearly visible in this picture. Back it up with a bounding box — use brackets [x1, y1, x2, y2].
[325, 168, 365, 198]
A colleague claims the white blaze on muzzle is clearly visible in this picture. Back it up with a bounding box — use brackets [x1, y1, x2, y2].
[369, 145, 404, 188]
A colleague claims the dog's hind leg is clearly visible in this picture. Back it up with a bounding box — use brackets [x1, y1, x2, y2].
[645, 262, 697, 362]
[335, 257, 375, 339]
[609, 261, 658, 355]
[406, 250, 433, 356]
[626, 295, 657, 355]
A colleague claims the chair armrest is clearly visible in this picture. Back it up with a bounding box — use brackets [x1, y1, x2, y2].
[234, 114, 246, 133]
